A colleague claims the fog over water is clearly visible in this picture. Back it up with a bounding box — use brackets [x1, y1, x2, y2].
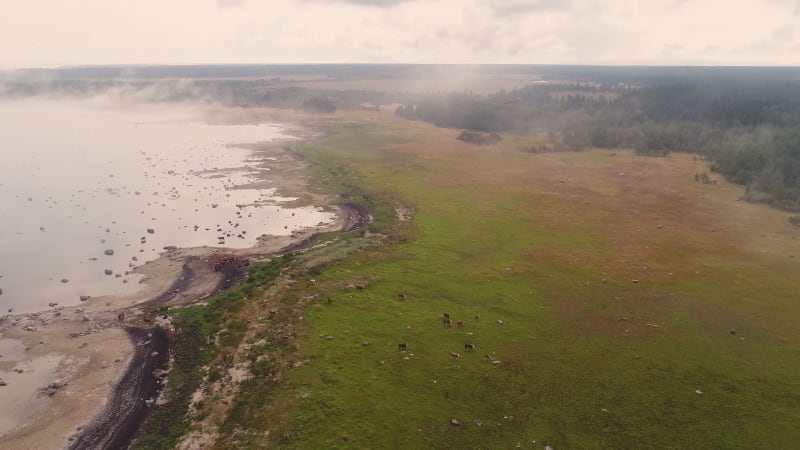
[0, 99, 333, 313]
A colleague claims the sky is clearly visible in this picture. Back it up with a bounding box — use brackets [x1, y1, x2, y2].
[1, 0, 799, 68]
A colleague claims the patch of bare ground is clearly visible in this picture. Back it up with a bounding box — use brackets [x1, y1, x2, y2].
[395, 203, 413, 222]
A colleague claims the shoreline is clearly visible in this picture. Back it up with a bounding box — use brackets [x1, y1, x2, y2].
[66, 202, 368, 450]
[0, 123, 368, 449]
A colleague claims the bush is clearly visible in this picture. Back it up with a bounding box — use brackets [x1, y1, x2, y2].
[457, 130, 502, 145]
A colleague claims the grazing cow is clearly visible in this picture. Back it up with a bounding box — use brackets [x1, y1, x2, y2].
[464, 343, 475, 351]
[117, 312, 125, 322]
[483, 354, 494, 361]
[398, 342, 407, 351]
[474, 315, 480, 321]
[398, 293, 406, 300]
[450, 352, 460, 359]
[443, 312, 450, 319]
[456, 320, 464, 327]
[443, 318, 452, 326]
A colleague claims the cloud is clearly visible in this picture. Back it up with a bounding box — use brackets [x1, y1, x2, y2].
[217, 0, 245, 7]
[301, 0, 416, 7]
[772, 25, 795, 42]
[490, 0, 573, 16]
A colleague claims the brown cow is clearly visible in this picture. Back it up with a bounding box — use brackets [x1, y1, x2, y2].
[398, 342, 407, 351]
[443, 312, 450, 319]
[117, 312, 125, 322]
[456, 320, 464, 327]
[450, 352, 460, 359]
[443, 318, 452, 326]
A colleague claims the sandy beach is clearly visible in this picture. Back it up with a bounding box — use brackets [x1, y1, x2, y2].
[0, 134, 366, 450]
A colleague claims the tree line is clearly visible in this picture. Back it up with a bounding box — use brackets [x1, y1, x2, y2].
[395, 79, 800, 211]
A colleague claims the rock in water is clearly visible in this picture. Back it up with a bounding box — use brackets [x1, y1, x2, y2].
[104, 269, 113, 276]
[104, 249, 114, 256]
[0, 288, 3, 296]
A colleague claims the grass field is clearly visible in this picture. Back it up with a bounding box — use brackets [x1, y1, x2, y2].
[208, 110, 800, 449]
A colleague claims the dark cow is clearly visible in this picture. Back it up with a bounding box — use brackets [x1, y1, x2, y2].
[443, 312, 450, 319]
[398, 342, 407, 351]
[464, 343, 475, 351]
[117, 312, 125, 322]
[443, 318, 452, 326]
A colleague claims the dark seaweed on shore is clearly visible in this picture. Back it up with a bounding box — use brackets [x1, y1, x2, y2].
[67, 327, 170, 450]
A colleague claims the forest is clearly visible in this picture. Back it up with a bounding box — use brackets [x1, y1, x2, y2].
[395, 78, 800, 211]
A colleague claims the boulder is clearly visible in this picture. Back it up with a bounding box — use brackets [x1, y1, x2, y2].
[104, 269, 113, 276]
[104, 249, 114, 256]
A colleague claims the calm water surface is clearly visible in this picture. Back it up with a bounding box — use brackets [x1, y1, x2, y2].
[0, 99, 333, 313]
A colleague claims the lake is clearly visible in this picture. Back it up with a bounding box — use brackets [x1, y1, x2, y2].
[0, 99, 333, 313]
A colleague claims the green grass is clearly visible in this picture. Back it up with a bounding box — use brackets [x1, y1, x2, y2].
[207, 113, 800, 449]
[132, 256, 292, 450]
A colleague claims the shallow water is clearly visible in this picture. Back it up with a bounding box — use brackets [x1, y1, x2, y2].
[0, 353, 64, 434]
[0, 99, 333, 313]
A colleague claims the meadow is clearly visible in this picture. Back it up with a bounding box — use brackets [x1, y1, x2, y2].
[183, 109, 800, 449]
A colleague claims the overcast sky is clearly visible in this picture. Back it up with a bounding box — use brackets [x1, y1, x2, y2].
[1, 0, 799, 68]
